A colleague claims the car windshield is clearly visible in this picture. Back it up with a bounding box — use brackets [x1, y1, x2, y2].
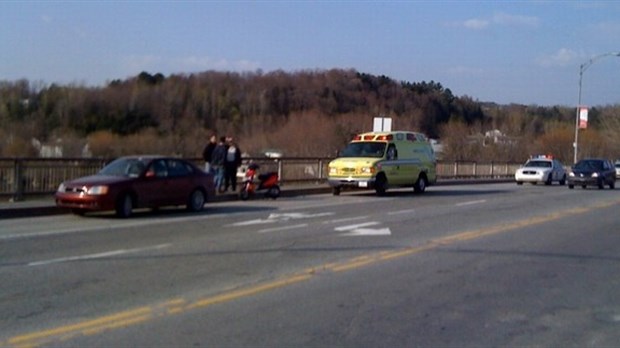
[574, 160, 603, 171]
[339, 142, 386, 158]
[524, 160, 551, 168]
[99, 158, 147, 177]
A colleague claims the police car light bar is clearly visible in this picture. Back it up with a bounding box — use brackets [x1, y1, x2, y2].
[531, 154, 553, 159]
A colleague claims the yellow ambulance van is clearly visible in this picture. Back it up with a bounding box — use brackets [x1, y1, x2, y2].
[327, 131, 437, 196]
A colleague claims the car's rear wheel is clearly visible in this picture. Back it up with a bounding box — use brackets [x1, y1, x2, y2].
[559, 175, 566, 186]
[187, 189, 206, 212]
[598, 179, 604, 189]
[609, 180, 615, 189]
[545, 174, 552, 185]
[115, 193, 133, 218]
[568, 184, 574, 189]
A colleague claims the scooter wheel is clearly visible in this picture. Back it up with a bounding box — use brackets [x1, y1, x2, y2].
[239, 189, 250, 201]
[268, 185, 281, 199]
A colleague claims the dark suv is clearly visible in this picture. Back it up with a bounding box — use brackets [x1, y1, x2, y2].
[567, 158, 616, 189]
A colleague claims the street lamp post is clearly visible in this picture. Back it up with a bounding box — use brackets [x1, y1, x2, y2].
[573, 51, 620, 164]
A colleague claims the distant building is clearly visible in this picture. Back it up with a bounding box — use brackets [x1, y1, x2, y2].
[32, 138, 63, 158]
[465, 130, 519, 148]
[430, 139, 443, 159]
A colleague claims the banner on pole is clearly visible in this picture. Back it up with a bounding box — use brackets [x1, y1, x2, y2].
[579, 106, 588, 129]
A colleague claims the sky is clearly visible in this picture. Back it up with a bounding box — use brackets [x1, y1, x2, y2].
[1, 1, 620, 107]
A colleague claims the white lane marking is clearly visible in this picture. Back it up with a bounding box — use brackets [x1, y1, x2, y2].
[323, 216, 369, 224]
[388, 209, 416, 215]
[340, 227, 392, 236]
[456, 199, 487, 207]
[28, 243, 172, 267]
[230, 212, 334, 227]
[258, 224, 308, 234]
[0, 213, 233, 241]
[1, 221, 155, 241]
[268, 212, 334, 220]
[334, 222, 380, 231]
[278, 198, 395, 211]
[335, 221, 392, 236]
[229, 218, 277, 227]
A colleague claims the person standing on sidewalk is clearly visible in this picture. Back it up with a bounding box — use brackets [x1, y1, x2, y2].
[202, 134, 218, 173]
[223, 137, 242, 192]
[210, 137, 227, 192]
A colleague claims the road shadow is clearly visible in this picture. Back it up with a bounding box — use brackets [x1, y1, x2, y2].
[81, 204, 277, 219]
[344, 188, 511, 199]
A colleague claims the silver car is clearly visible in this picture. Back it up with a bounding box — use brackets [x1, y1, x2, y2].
[515, 156, 567, 186]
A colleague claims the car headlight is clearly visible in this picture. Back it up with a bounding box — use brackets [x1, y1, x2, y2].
[57, 183, 66, 192]
[591, 173, 599, 178]
[569, 172, 575, 177]
[328, 167, 337, 175]
[361, 167, 375, 174]
[87, 185, 109, 195]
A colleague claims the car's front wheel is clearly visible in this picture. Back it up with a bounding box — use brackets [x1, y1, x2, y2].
[115, 193, 133, 218]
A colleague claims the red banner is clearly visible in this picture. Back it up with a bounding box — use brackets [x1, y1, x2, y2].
[579, 107, 588, 129]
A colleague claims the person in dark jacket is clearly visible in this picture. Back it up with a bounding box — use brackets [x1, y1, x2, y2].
[202, 134, 218, 173]
[210, 136, 227, 192]
[223, 136, 242, 192]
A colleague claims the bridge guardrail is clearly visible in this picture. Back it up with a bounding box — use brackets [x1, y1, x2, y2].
[0, 157, 521, 201]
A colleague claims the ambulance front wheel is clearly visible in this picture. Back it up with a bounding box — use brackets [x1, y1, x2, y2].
[375, 174, 387, 196]
[332, 186, 341, 196]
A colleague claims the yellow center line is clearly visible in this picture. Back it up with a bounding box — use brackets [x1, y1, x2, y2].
[186, 274, 312, 310]
[7, 307, 152, 347]
[4, 199, 619, 347]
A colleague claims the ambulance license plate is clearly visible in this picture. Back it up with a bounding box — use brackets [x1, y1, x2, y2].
[358, 181, 368, 188]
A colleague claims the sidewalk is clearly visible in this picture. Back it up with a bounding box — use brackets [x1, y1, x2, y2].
[0, 179, 511, 219]
[0, 183, 333, 219]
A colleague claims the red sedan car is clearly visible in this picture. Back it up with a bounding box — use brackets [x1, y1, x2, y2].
[55, 156, 215, 217]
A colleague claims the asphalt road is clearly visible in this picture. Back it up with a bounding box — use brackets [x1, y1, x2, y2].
[1, 183, 620, 347]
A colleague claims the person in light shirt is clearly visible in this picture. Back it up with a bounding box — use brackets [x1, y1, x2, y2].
[223, 136, 242, 192]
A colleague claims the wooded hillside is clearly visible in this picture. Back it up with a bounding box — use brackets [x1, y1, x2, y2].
[1, 69, 618, 163]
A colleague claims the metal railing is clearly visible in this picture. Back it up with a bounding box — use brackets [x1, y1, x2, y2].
[0, 157, 521, 201]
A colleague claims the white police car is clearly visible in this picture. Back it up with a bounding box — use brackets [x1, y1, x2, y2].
[515, 155, 567, 185]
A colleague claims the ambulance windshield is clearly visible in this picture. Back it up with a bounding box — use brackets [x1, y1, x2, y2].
[340, 142, 386, 158]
